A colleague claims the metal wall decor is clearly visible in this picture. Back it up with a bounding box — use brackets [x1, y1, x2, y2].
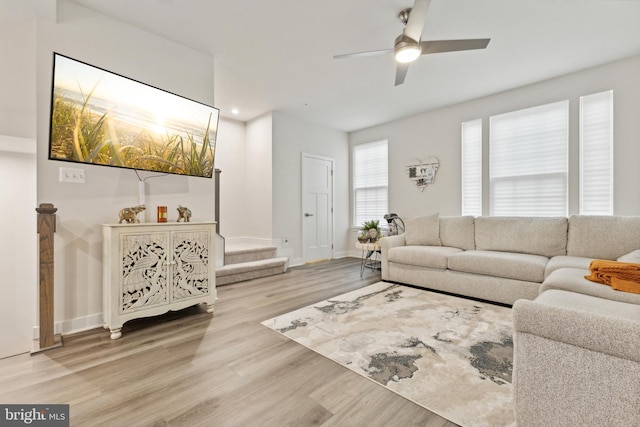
[406, 156, 440, 191]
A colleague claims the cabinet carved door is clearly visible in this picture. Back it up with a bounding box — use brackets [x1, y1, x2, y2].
[120, 232, 169, 313]
[171, 230, 211, 301]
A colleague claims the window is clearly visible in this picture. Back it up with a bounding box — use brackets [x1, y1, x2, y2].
[461, 119, 482, 216]
[353, 140, 388, 227]
[580, 90, 613, 215]
[489, 101, 569, 216]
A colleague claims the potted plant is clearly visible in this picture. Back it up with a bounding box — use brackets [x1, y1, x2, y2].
[357, 230, 370, 243]
[360, 219, 381, 243]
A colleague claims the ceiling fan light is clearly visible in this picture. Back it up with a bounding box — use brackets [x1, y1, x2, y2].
[395, 45, 421, 63]
[394, 34, 421, 63]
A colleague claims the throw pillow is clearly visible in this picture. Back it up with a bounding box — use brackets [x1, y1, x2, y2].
[404, 213, 441, 246]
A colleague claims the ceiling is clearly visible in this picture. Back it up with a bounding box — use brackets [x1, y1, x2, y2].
[69, 0, 640, 133]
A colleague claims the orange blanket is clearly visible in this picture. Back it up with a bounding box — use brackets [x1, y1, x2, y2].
[584, 260, 640, 294]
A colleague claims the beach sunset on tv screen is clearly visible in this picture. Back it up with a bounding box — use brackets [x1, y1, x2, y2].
[48, 53, 219, 178]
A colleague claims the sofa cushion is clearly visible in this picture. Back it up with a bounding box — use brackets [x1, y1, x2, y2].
[439, 216, 475, 250]
[404, 213, 441, 246]
[447, 250, 548, 282]
[541, 267, 640, 305]
[388, 246, 462, 269]
[475, 216, 567, 257]
[617, 249, 640, 264]
[567, 215, 640, 260]
[544, 255, 593, 278]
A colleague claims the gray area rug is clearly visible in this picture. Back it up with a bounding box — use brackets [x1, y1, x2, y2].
[262, 281, 515, 427]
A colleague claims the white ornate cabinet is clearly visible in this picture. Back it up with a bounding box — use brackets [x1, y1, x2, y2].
[103, 222, 216, 339]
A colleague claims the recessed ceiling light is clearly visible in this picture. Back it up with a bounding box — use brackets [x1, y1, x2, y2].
[231, 108, 239, 115]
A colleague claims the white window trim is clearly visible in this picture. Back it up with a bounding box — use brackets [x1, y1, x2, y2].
[489, 100, 569, 217]
[352, 140, 388, 229]
[461, 119, 483, 216]
[579, 90, 614, 215]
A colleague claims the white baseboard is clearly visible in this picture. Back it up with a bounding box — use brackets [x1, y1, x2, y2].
[347, 249, 362, 258]
[33, 312, 104, 338]
[289, 257, 304, 267]
[332, 250, 352, 259]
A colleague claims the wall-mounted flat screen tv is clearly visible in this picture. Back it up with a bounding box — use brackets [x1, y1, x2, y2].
[48, 52, 219, 178]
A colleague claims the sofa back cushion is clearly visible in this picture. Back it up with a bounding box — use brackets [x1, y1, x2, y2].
[404, 213, 441, 246]
[439, 216, 475, 250]
[567, 215, 640, 260]
[475, 216, 568, 257]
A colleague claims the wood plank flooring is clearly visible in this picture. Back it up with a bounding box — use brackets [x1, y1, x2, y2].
[0, 258, 456, 427]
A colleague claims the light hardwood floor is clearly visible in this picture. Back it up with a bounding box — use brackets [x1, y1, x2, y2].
[0, 258, 456, 427]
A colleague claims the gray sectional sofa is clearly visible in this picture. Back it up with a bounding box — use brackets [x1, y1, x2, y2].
[380, 213, 640, 306]
[380, 213, 640, 425]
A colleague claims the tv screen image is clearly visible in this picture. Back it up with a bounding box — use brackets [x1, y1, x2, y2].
[48, 53, 219, 178]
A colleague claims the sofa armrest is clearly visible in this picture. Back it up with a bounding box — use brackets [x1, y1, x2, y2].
[513, 289, 640, 362]
[513, 290, 640, 426]
[379, 234, 406, 280]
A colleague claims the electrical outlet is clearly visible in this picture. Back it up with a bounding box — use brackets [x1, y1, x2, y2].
[59, 167, 86, 183]
[283, 236, 289, 245]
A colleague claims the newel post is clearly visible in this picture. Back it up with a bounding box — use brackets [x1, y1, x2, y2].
[35, 203, 60, 351]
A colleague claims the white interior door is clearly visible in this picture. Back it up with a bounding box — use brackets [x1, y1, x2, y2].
[302, 154, 333, 263]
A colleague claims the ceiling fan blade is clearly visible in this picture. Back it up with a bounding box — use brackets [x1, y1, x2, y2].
[395, 62, 410, 86]
[333, 48, 393, 60]
[404, 0, 431, 42]
[420, 38, 490, 55]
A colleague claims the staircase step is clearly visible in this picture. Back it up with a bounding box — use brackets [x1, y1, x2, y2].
[224, 246, 277, 265]
[216, 257, 289, 286]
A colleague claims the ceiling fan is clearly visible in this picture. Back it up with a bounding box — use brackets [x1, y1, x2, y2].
[334, 0, 490, 86]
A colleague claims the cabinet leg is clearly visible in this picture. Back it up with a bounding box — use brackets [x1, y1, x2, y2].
[206, 303, 215, 314]
[110, 328, 122, 340]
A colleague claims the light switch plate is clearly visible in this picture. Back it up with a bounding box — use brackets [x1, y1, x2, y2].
[59, 167, 85, 183]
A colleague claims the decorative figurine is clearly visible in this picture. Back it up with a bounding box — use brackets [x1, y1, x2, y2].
[177, 205, 192, 222]
[119, 205, 146, 223]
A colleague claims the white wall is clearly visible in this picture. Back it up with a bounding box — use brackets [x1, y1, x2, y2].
[272, 112, 350, 265]
[241, 113, 273, 243]
[33, 0, 217, 334]
[215, 117, 248, 238]
[0, 3, 38, 356]
[0, 4, 36, 139]
[0, 138, 37, 357]
[350, 54, 640, 218]
[216, 112, 350, 266]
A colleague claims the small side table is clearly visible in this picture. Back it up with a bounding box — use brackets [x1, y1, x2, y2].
[357, 241, 381, 277]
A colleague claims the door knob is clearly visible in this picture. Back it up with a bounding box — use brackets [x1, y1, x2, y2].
[304, 213, 314, 217]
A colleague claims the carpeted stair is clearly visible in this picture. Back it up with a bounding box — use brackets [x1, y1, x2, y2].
[216, 244, 289, 286]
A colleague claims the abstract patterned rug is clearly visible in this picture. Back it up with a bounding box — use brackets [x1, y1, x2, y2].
[262, 282, 515, 427]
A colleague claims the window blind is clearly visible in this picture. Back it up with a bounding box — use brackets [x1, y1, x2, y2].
[461, 119, 482, 216]
[580, 90, 613, 215]
[489, 101, 568, 216]
[353, 140, 388, 227]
